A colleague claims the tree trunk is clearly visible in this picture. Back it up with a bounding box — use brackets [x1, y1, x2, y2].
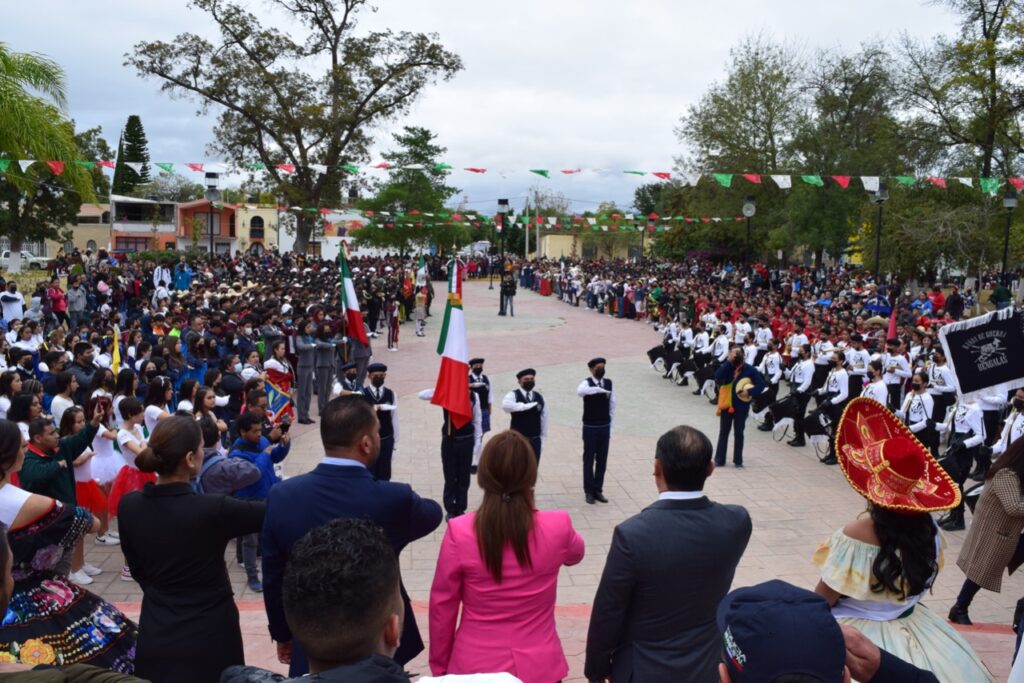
[7, 237, 24, 274]
[293, 215, 310, 256]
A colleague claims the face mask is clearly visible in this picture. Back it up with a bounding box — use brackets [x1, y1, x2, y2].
[1015, 399, 1024, 412]
[521, 380, 535, 392]
[471, 366, 482, 374]
[732, 356, 744, 367]
[593, 368, 606, 379]
[912, 383, 923, 391]
[242, 327, 252, 335]
[234, 363, 242, 373]
[346, 372, 358, 381]
[371, 377, 385, 388]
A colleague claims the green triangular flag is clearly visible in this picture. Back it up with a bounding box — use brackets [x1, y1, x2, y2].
[433, 163, 452, 170]
[892, 176, 916, 185]
[673, 216, 685, 221]
[529, 169, 550, 178]
[801, 175, 824, 187]
[0, 160, 9, 173]
[341, 164, 360, 173]
[156, 162, 175, 173]
[245, 162, 265, 170]
[979, 177, 1001, 194]
[623, 170, 646, 176]
[713, 173, 734, 188]
[74, 160, 96, 170]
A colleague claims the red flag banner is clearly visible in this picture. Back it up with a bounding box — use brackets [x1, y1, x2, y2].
[46, 161, 64, 176]
[652, 172, 672, 180]
[832, 176, 851, 189]
[927, 177, 948, 189]
[742, 173, 762, 184]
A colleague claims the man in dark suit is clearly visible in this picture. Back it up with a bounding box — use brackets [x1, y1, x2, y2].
[714, 346, 767, 468]
[262, 394, 443, 677]
[584, 425, 752, 682]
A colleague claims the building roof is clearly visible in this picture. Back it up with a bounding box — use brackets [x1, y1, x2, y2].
[110, 194, 165, 205]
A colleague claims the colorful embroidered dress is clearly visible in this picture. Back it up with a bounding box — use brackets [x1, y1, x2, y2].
[0, 498, 137, 671]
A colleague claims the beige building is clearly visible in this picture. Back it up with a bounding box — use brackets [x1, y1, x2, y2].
[235, 205, 279, 254]
[536, 232, 649, 260]
[45, 203, 113, 257]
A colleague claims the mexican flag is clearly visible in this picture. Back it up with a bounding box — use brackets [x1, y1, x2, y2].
[431, 257, 472, 428]
[339, 243, 369, 347]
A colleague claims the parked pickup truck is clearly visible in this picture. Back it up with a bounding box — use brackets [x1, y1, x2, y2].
[0, 250, 50, 270]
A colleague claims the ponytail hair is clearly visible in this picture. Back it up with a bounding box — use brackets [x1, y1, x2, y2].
[136, 415, 202, 475]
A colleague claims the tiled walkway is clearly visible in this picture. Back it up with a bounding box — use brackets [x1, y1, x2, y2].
[87, 280, 1021, 681]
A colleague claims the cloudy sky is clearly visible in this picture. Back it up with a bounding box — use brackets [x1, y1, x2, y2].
[9, 0, 959, 213]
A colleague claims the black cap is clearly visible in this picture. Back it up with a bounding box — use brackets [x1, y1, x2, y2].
[516, 368, 536, 379]
[341, 362, 357, 371]
[367, 362, 387, 374]
[588, 357, 606, 369]
[469, 358, 485, 366]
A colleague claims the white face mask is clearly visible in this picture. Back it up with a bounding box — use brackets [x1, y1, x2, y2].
[234, 363, 243, 373]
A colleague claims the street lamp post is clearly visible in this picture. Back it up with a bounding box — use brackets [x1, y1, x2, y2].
[496, 199, 509, 309]
[742, 196, 756, 265]
[873, 182, 889, 282]
[1003, 189, 1018, 282]
[204, 172, 221, 256]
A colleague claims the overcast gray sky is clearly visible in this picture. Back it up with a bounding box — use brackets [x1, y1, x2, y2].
[8, 0, 959, 213]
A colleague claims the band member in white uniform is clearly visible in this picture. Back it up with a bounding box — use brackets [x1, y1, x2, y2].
[935, 398, 985, 531]
[897, 371, 937, 456]
[881, 338, 912, 411]
[927, 348, 957, 425]
[860, 360, 889, 405]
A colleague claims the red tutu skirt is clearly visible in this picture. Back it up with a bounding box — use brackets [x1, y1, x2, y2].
[75, 479, 108, 514]
[108, 467, 157, 518]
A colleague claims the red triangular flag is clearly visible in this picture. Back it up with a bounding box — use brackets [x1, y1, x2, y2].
[371, 162, 393, 169]
[700, 217, 711, 223]
[742, 173, 762, 184]
[186, 163, 204, 173]
[652, 172, 672, 180]
[832, 176, 851, 189]
[276, 164, 295, 174]
[685, 217, 694, 223]
[464, 167, 487, 174]
[318, 208, 330, 215]
[97, 160, 115, 169]
[648, 213, 659, 219]
[46, 161, 65, 176]
[1008, 177, 1024, 190]
[561, 168, 581, 175]
[409, 209, 420, 215]
[927, 177, 947, 189]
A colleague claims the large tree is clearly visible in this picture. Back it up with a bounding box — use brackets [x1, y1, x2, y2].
[127, 0, 462, 255]
[0, 43, 93, 271]
[355, 126, 463, 253]
[111, 114, 151, 194]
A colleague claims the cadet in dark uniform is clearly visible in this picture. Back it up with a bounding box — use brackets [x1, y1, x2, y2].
[363, 362, 398, 481]
[468, 357, 491, 475]
[418, 386, 482, 520]
[502, 368, 547, 462]
[577, 358, 615, 505]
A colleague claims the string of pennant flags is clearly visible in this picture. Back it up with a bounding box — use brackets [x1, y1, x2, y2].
[1, 158, 1022, 194]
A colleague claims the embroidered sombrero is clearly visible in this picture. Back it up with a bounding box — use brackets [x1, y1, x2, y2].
[834, 397, 960, 513]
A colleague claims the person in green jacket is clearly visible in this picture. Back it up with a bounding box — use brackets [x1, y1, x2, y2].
[991, 279, 1013, 310]
[19, 403, 103, 506]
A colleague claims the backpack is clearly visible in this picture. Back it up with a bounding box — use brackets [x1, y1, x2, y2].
[193, 452, 226, 494]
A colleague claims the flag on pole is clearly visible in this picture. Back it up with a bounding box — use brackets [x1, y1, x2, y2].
[339, 242, 369, 347]
[431, 257, 472, 428]
[111, 326, 121, 376]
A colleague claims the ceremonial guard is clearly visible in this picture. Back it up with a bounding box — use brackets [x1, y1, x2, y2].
[502, 369, 547, 462]
[363, 362, 398, 481]
[577, 358, 615, 505]
[332, 361, 362, 398]
[468, 357, 491, 474]
[418, 387, 482, 521]
[936, 399, 986, 531]
[313, 327, 338, 415]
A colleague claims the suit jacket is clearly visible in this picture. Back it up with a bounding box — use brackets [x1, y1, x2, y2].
[293, 335, 316, 370]
[262, 462, 442, 676]
[584, 496, 752, 683]
[714, 361, 767, 415]
[429, 510, 585, 681]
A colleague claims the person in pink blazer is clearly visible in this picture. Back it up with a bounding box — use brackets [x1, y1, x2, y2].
[429, 430, 585, 682]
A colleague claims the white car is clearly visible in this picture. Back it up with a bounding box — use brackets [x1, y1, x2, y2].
[0, 250, 49, 270]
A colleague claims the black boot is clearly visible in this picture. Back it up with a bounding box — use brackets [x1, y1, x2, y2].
[940, 507, 965, 531]
[948, 603, 973, 626]
[788, 437, 806, 447]
[758, 421, 774, 432]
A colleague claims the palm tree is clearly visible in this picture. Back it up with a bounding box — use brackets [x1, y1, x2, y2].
[0, 43, 93, 272]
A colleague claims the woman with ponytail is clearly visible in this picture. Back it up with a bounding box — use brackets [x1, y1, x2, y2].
[118, 415, 265, 683]
[428, 430, 585, 681]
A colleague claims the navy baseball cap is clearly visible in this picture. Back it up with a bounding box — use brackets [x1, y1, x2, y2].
[716, 580, 846, 682]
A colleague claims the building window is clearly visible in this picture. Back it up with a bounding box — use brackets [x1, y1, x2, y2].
[101, 211, 111, 224]
[86, 240, 97, 252]
[63, 240, 74, 252]
[165, 242, 176, 250]
[229, 214, 236, 238]
[115, 237, 150, 253]
[76, 215, 100, 224]
[250, 216, 264, 228]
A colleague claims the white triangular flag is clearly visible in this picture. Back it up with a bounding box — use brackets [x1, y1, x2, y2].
[860, 176, 879, 193]
[771, 175, 792, 190]
[547, 216, 556, 224]
[587, 217, 596, 225]
[402, 164, 426, 171]
[601, 226, 608, 232]
[126, 162, 144, 174]
[683, 173, 701, 187]
[957, 177, 973, 188]
[424, 212, 434, 217]
[712, 217, 722, 223]
[18, 160, 35, 172]
[310, 164, 328, 175]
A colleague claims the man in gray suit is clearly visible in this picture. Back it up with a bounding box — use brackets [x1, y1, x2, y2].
[584, 425, 751, 683]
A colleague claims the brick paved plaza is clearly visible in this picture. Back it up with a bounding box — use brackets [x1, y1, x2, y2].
[88, 280, 1019, 680]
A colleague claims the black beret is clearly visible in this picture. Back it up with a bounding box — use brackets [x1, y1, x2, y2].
[367, 363, 387, 373]
[587, 357, 606, 369]
[468, 358, 485, 365]
[516, 368, 536, 379]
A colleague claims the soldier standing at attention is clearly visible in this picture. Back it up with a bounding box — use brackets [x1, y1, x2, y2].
[502, 368, 547, 462]
[577, 358, 614, 505]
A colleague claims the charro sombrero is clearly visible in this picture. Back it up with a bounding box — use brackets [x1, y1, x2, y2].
[735, 377, 755, 401]
[834, 397, 959, 513]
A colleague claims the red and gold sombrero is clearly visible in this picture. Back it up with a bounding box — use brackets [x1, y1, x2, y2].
[834, 397, 960, 513]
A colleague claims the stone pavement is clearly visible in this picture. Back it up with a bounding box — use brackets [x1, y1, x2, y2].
[85, 279, 1021, 681]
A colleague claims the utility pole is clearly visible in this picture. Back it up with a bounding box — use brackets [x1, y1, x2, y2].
[535, 187, 540, 260]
